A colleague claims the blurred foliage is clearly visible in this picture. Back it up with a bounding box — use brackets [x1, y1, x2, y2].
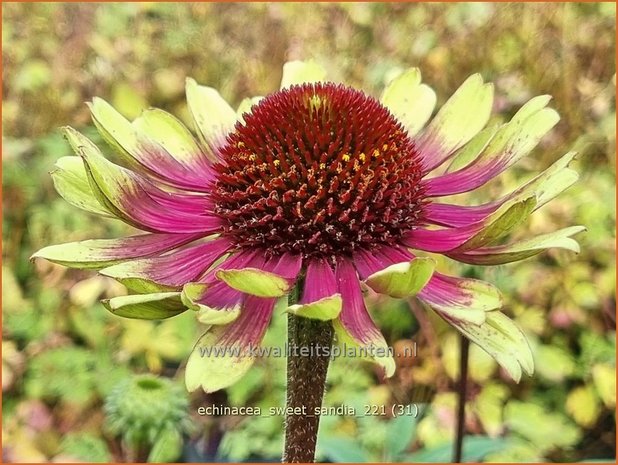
[2, 2, 615, 463]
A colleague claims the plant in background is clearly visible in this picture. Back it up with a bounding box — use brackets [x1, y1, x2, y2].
[33, 60, 583, 462]
[104, 374, 191, 462]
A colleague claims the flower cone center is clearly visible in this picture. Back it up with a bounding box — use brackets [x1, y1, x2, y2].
[212, 82, 426, 259]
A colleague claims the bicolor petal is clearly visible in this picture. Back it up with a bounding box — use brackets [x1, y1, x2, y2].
[87, 100, 211, 190]
[334, 259, 395, 377]
[425, 96, 559, 197]
[448, 225, 586, 265]
[418, 74, 494, 172]
[353, 245, 414, 279]
[181, 282, 241, 325]
[185, 295, 276, 392]
[404, 197, 536, 253]
[287, 258, 342, 321]
[31, 233, 200, 269]
[132, 108, 213, 176]
[426, 151, 579, 229]
[185, 77, 237, 160]
[100, 237, 232, 292]
[417, 272, 503, 325]
[75, 130, 222, 233]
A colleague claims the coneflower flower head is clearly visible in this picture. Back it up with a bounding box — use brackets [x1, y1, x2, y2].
[33, 61, 584, 392]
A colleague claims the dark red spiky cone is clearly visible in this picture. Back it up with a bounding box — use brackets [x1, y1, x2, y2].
[212, 82, 427, 259]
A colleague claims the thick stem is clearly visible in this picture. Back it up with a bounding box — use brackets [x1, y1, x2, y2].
[283, 283, 334, 463]
[453, 334, 470, 463]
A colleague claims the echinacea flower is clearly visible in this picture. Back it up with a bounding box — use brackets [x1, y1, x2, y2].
[34, 61, 584, 392]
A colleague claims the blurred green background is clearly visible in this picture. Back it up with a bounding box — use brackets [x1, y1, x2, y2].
[2, 2, 616, 463]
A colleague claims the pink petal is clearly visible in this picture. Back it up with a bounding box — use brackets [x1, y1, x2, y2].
[262, 253, 302, 281]
[402, 223, 483, 253]
[83, 154, 222, 234]
[424, 158, 505, 197]
[335, 258, 384, 346]
[301, 258, 337, 303]
[130, 141, 216, 192]
[114, 236, 233, 287]
[195, 279, 244, 311]
[417, 272, 502, 313]
[424, 202, 498, 228]
[353, 245, 414, 280]
[218, 295, 277, 347]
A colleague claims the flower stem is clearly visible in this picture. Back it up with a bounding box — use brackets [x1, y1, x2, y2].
[453, 334, 470, 463]
[283, 282, 334, 463]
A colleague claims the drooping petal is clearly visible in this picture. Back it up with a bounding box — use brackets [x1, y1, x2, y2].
[380, 68, 436, 137]
[185, 77, 237, 160]
[437, 310, 534, 382]
[75, 130, 222, 233]
[404, 197, 536, 253]
[51, 156, 111, 216]
[280, 60, 327, 89]
[334, 258, 395, 377]
[65, 126, 214, 215]
[452, 196, 537, 252]
[425, 96, 560, 197]
[216, 252, 301, 298]
[448, 225, 586, 265]
[31, 233, 200, 269]
[365, 257, 436, 298]
[287, 258, 342, 321]
[426, 151, 579, 228]
[99, 237, 232, 293]
[181, 250, 259, 321]
[402, 222, 484, 253]
[353, 245, 414, 279]
[102, 292, 186, 320]
[445, 125, 500, 173]
[185, 295, 276, 393]
[87, 100, 212, 190]
[181, 282, 241, 325]
[424, 202, 497, 229]
[419, 273, 503, 313]
[417, 272, 502, 325]
[417, 74, 494, 172]
[132, 108, 213, 176]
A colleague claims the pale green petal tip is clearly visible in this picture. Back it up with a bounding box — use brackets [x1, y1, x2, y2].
[381, 67, 437, 136]
[365, 257, 436, 298]
[102, 292, 186, 320]
[30, 243, 105, 270]
[332, 320, 396, 378]
[50, 157, 111, 217]
[215, 268, 291, 298]
[181, 283, 241, 325]
[99, 264, 176, 294]
[280, 60, 327, 89]
[287, 294, 342, 321]
[185, 329, 254, 393]
[447, 311, 534, 383]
